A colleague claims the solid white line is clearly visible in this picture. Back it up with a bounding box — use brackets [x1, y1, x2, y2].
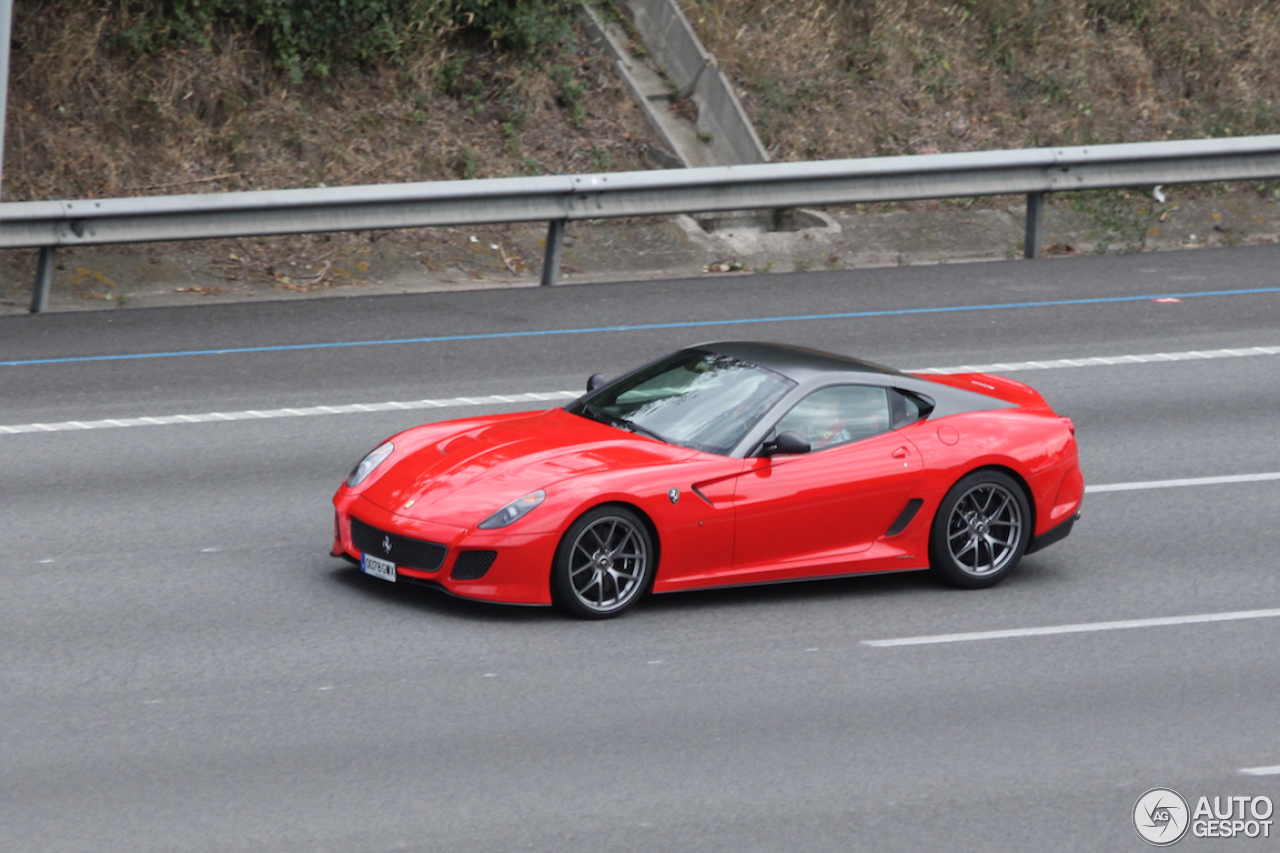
[5, 344, 1278, 435]
[863, 607, 1280, 648]
[1087, 472, 1280, 492]
[1240, 766, 1280, 776]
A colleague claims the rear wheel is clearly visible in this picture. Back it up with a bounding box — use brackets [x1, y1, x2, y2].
[551, 506, 653, 619]
[929, 470, 1031, 589]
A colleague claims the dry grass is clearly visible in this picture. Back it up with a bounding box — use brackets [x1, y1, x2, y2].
[3, 1, 665, 203]
[5, 0, 1278, 284]
[1, 2, 677, 287]
[679, 0, 1280, 161]
[10, 0, 1278, 206]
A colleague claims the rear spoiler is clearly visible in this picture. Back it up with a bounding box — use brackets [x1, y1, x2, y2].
[911, 372, 1053, 413]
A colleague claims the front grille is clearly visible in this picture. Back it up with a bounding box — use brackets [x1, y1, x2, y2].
[450, 550, 497, 581]
[350, 516, 447, 572]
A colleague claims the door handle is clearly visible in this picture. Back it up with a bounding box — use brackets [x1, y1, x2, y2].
[891, 447, 909, 459]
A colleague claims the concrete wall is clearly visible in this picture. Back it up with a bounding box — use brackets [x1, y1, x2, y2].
[626, 0, 769, 166]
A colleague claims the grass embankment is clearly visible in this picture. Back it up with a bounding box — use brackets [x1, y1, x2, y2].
[683, 0, 1280, 160]
[683, 0, 1280, 254]
[3, 0, 660, 203]
[2, 0, 1277, 303]
[11, 1, 1280, 198]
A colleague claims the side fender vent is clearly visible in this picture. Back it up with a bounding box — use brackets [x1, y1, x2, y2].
[885, 499, 924, 537]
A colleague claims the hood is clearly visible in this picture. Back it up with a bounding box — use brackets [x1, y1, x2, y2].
[359, 408, 694, 525]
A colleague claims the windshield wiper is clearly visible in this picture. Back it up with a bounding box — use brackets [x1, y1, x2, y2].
[615, 417, 667, 443]
[577, 403, 613, 426]
[579, 404, 668, 444]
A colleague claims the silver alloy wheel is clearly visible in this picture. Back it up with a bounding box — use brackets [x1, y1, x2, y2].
[567, 514, 649, 612]
[945, 481, 1024, 576]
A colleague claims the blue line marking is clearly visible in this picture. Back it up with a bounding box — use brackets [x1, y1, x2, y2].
[5, 286, 1280, 367]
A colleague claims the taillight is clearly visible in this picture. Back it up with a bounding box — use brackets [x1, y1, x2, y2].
[1060, 417, 1075, 435]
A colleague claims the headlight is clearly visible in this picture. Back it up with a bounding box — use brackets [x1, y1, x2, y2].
[346, 441, 394, 487]
[477, 490, 546, 529]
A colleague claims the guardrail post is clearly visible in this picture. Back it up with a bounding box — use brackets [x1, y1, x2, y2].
[541, 219, 566, 286]
[1024, 191, 1045, 259]
[30, 246, 53, 313]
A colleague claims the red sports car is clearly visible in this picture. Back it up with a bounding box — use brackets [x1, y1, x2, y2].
[332, 342, 1082, 618]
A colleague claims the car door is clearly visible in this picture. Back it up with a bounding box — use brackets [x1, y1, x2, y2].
[729, 384, 924, 580]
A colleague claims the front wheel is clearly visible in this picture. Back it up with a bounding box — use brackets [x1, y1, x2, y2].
[551, 506, 653, 619]
[929, 470, 1031, 589]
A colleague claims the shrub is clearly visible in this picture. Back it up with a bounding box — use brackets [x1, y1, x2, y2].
[111, 0, 578, 80]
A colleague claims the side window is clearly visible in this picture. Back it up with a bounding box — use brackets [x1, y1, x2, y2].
[890, 389, 935, 429]
[774, 385, 891, 451]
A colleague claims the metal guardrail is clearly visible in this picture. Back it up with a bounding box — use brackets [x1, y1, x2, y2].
[5, 135, 1280, 312]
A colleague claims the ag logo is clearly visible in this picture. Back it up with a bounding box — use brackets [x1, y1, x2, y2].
[1134, 788, 1190, 846]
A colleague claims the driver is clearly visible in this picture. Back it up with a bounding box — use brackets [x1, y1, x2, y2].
[805, 395, 850, 450]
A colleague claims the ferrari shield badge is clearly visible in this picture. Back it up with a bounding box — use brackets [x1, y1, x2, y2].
[668, 488, 680, 504]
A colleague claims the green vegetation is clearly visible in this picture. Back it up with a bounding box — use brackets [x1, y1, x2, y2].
[552, 64, 586, 127]
[456, 146, 479, 180]
[1069, 189, 1161, 255]
[113, 0, 580, 80]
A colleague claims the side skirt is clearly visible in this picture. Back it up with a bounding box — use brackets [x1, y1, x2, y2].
[651, 565, 931, 595]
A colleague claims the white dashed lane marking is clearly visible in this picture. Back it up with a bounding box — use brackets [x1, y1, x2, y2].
[905, 345, 1280, 374]
[1086, 473, 1280, 493]
[864, 607, 1280, 648]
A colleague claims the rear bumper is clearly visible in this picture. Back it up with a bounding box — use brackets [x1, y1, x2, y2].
[1026, 509, 1080, 555]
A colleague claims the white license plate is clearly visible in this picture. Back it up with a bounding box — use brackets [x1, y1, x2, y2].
[361, 553, 396, 583]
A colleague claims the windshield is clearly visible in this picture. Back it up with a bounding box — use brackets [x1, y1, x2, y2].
[568, 350, 796, 456]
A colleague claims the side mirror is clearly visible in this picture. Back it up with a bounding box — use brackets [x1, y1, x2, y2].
[762, 431, 810, 456]
[587, 373, 606, 392]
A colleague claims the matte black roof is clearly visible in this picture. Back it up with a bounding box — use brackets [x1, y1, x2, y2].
[695, 341, 908, 381]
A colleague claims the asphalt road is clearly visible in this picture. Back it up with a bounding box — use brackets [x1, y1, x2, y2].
[2, 246, 1278, 852]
